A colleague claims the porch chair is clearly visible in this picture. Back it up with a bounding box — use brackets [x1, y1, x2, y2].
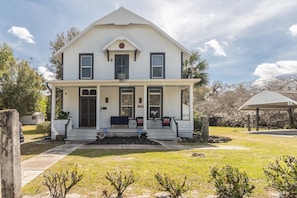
[136, 117, 144, 128]
[162, 117, 171, 128]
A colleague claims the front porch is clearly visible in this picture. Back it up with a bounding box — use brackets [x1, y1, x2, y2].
[64, 128, 177, 141]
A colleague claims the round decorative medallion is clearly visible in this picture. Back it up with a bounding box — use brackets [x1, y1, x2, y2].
[119, 42, 125, 49]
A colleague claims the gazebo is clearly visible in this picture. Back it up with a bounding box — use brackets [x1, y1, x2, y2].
[239, 90, 297, 131]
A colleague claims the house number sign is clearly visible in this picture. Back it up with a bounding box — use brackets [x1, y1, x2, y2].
[119, 42, 125, 49]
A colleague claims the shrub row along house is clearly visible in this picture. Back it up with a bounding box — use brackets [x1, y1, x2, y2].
[47, 7, 199, 141]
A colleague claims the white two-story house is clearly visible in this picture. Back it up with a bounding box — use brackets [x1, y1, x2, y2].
[48, 7, 199, 141]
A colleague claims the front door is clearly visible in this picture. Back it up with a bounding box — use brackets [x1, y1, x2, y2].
[80, 97, 96, 127]
[115, 55, 129, 79]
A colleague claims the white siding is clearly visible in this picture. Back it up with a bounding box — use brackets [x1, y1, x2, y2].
[63, 87, 79, 128]
[163, 87, 181, 119]
[63, 25, 182, 80]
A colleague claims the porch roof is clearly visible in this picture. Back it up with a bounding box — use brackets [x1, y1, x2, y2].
[47, 78, 200, 88]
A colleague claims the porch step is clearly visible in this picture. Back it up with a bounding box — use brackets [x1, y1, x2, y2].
[146, 129, 177, 140]
[66, 129, 98, 141]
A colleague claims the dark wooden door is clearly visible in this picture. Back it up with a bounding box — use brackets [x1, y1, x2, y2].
[80, 97, 96, 127]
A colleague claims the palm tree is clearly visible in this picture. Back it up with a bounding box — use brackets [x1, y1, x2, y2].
[183, 51, 208, 86]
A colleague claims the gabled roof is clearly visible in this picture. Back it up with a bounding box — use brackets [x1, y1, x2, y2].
[239, 90, 297, 110]
[55, 7, 191, 56]
[103, 35, 141, 52]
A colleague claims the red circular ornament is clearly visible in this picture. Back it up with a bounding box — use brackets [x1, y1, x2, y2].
[119, 42, 125, 49]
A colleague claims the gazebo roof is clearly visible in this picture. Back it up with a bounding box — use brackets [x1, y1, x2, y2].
[239, 90, 297, 110]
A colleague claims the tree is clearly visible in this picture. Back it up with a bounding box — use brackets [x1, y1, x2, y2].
[49, 28, 80, 118]
[49, 27, 80, 79]
[0, 44, 43, 116]
[183, 51, 208, 86]
[0, 43, 15, 76]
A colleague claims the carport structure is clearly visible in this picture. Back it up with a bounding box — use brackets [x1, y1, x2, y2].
[239, 90, 297, 131]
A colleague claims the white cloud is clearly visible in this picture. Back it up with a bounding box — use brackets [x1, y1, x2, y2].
[8, 26, 36, 44]
[289, 24, 297, 36]
[198, 39, 227, 57]
[38, 66, 55, 80]
[253, 60, 297, 84]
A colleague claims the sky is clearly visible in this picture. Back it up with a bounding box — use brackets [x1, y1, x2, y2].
[1, 0, 297, 85]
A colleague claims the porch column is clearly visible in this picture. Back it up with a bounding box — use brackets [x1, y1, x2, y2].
[189, 84, 194, 128]
[96, 85, 101, 130]
[256, 108, 259, 131]
[51, 85, 56, 139]
[143, 85, 147, 130]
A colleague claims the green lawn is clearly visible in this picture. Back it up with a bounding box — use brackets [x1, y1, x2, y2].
[21, 127, 297, 197]
[21, 125, 63, 161]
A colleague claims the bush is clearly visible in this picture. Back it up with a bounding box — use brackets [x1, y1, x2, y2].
[209, 165, 255, 198]
[155, 172, 190, 198]
[264, 155, 297, 197]
[42, 164, 83, 198]
[36, 121, 51, 135]
[57, 111, 69, 119]
[105, 169, 137, 197]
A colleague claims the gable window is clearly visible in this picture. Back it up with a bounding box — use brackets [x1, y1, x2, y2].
[150, 53, 165, 79]
[148, 88, 162, 119]
[120, 87, 134, 119]
[79, 54, 93, 79]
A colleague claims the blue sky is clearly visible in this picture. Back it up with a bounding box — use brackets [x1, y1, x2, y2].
[1, 0, 297, 85]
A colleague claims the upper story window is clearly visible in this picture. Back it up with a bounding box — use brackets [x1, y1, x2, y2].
[115, 55, 129, 79]
[150, 53, 165, 79]
[79, 54, 93, 79]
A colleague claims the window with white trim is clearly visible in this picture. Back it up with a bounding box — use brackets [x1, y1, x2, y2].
[79, 54, 93, 79]
[148, 88, 162, 119]
[151, 53, 165, 78]
[120, 88, 134, 119]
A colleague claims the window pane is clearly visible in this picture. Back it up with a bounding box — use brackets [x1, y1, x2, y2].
[150, 95, 160, 105]
[82, 68, 91, 77]
[90, 90, 96, 95]
[152, 55, 163, 66]
[150, 107, 160, 119]
[152, 67, 162, 78]
[122, 94, 133, 105]
[81, 56, 92, 66]
[121, 107, 132, 118]
[82, 89, 89, 95]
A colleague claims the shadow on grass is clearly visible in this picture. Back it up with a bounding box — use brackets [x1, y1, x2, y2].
[21, 139, 64, 156]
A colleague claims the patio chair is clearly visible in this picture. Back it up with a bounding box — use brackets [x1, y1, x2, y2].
[136, 117, 144, 128]
[162, 117, 171, 128]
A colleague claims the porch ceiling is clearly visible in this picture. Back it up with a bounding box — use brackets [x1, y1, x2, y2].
[47, 78, 200, 88]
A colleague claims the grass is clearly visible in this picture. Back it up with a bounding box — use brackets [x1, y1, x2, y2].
[21, 125, 64, 161]
[21, 126, 297, 197]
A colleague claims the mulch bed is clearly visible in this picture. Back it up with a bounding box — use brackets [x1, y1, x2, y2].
[91, 137, 160, 145]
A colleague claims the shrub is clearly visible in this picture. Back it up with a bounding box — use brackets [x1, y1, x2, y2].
[57, 111, 69, 119]
[36, 121, 51, 135]
[209, 165, 255, 198]
[155, 172, 190, 198]
[42, 164, 83, 198]
[264, 155, 297, 197]
[105, 169, 137, 197]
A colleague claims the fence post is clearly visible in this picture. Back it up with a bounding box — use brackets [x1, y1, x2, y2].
[0, 109, 21, 198]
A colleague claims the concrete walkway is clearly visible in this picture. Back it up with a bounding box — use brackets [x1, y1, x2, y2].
[21, 144, 81, 187]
